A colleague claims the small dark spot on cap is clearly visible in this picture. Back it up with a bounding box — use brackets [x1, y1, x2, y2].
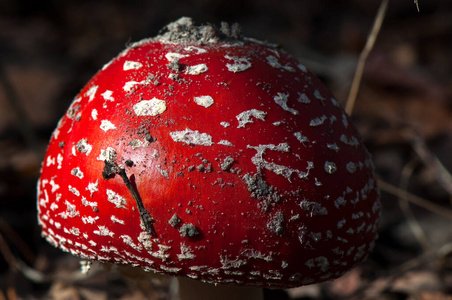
[145, 134, 155, 142]
[125, 160, 133, 167]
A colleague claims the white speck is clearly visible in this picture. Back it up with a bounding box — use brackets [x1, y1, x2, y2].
[300, 201, 328, 216]
[106, 189, 127, 209]
[315, 178, 323, 186]
[324, 161, 337, 174]
[120, 235, 142, 251]
[194, 96, 214, 108]
[218, 140, 233, 146]
[46, 156, 55, 167]
[329, 115, 337, 124]
[294, 132, 309, 143]
[123, 80, 145, 92]
[102, 59, 113, 70]
[220, 121, 230, 128]
[185, 64, 208, 75]
[297, 93, 311, 104]
[342, 114, 349, 128]
[177, 243, 195, 260]
[309, 115, 327, 126]
[236, 109, 266, 128]
[52, 118, 63, 140]
[86, 180, 98, 197]
[129, 139, 149, 150]
[337, 219, 346, 228]
[133, 98, 167, 116]
[101, 90, 114, 102]
[165, 52, 188, 62]
[76, 139, 92, 155]
[81, 197, 97, 208]
[68, 185, 80, 196]
[69, 227, 80, 236]
[71, 167, 84, 179]
[266, 55, 295, 72]
[160, 265, 182, 273]
[97, 147, 117, 163]
[354, 244, 367, 261]
[248, 143, 313, 181]
[184, 46, 207, 54]
[314, 90, 326, 101]
[49, 178, 60, 193]
[220, 256, 247, 269]
[123, 61, 143, 71]
[327, 143, 340, 152]
[82, 216, 99, 224]
[100, 120, 117, 132]
[331, 97, 341, 107]
[274, 93, 298, 115]
[352, 212, 364, 219]
[225, 55, 252, 72]
[151, 244, 171, 261]
[111, 215, 125, 224]
[310, 232, 322, 242]
[298, 63, 307, 72]
[170, 128, 213, 146]
[57, 153, 63, 169]
[242, 249, 273, 262]
[334, 197, 346, 208]
[64, 200, 79, 218]
[91, 109, 98, 120]
[86, 85, 98, 102]
[305, 256, 329, 272]
[94, 226, 115, 237]
[346, 162, 357, 174]
[340, 134, 360, 147]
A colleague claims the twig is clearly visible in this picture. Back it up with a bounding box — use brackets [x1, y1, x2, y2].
[399, 159, 430, 250]
[117, 168, 154, 235]
[103, 161, 154, 235]
[378, 178, 452, 219]
[414, 0, 420, 12]
[345, 0, 388, 115]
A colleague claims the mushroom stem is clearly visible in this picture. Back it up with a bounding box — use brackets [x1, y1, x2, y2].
[177, 277, 264, 300]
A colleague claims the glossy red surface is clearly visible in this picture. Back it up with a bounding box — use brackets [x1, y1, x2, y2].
[37, 33, 380, 287]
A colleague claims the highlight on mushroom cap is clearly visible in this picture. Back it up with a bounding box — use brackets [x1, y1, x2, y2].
[37, 17, 381, 289]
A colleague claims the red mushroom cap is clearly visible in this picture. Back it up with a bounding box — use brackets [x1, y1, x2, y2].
[37, 17, 380, 288]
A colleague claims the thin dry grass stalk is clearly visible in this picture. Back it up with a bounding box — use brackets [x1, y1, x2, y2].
[345, 0, 388, 115]
[378, 179, 452, 219]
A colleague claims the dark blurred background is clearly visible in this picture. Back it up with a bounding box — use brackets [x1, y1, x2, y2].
[0, 0, 452, 299]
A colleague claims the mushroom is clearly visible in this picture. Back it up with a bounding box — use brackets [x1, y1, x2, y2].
[37, 17, 380, 299]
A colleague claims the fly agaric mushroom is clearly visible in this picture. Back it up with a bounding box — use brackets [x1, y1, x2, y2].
[37, 17, 380, 299]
